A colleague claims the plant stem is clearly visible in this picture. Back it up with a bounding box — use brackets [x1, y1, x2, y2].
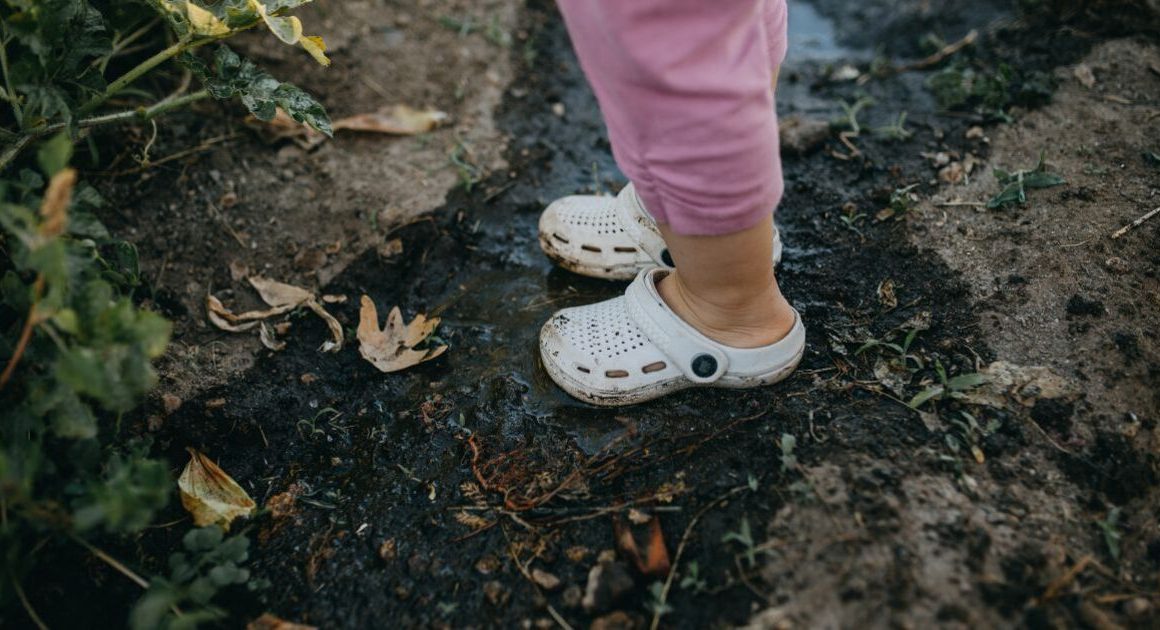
[0, 275, 43, 390]
[0, 29, 23, 127]
[0, 90, 210, 173]
[69, 533, 150, 589]
[77, 33, 222, 117]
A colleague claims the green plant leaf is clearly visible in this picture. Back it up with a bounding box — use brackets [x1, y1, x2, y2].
[37, 131, 74, 177]
[908, 386, 944, 409]
[945, 373, 986, 391]
[197, 45, 331, 135]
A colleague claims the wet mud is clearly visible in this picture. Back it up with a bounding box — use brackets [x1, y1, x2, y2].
[27, 0, 1160, 628]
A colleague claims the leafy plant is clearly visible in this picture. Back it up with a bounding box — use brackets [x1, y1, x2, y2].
[778, 433, 798, 472]
[130, 526, 262, 630]
[1, 0, 333, 625]
[871, 111, 913, 142]
[987, 150, 1066, 208]
[944, 410, 1001, 464]
[907, 359, 987, 409]
[1097, 508, 1122, 562]
[721, 516, 758, 568]
[679, 561, 708, 594]
[857, 327, 924, 371]
[1, 0, 332, 171]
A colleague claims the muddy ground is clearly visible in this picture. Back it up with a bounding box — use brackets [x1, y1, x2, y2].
[24, 0, 1160, 628]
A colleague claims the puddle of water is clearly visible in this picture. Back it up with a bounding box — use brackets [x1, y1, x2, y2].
[785, 0, 855, 63]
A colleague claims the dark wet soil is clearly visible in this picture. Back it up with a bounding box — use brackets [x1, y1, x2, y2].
[22, 0, 1160, 628]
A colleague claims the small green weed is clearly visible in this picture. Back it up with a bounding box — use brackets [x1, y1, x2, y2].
[722, 516, 758, 568]
[908, 360, 986, 409]
[987, 150, 1066, 208]
[1097, 508, 1122, 562]
[679, 561, 708, 594]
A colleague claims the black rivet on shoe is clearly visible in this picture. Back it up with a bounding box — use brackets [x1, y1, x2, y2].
[661, 248, 674, 267]
[691, 354, 717, 378]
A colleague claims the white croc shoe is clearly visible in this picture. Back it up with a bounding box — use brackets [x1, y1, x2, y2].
[539, 268, 806, 406]
[539, 182, 783, 281]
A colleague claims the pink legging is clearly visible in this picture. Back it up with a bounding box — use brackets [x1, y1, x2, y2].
[557, 0, 788, 236]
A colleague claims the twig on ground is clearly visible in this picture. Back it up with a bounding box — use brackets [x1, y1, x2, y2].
[1039, 555, 1094, 602]
[898, 30, 979, 72]
[1111, 206, 1160, 240]
[100, 132, 237, 177]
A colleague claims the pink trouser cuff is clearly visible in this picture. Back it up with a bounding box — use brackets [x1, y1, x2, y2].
[558, 0, 788, 237]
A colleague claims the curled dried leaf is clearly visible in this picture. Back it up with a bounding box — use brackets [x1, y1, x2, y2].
[357, 295, 447, 373]
[178, 448, 256, 530]
[249, 276, 312, 309]
[333, 105, 449, 135]
[306, 299, 344, 353]
[259, 321, 286, 351]
[207, 295, 259, 332]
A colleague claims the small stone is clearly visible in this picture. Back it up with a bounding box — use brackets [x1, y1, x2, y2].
[561, 584, 584, 609]
[206, 398, 226, 410]
[483, 580, 510, 607]
[293, 248, 327, 272]
[377, 539, 397, 562]
[531, 568, 561, 591]
[162, 393, 182, 415]
[1105, 256, 1130, 274]
[551, 102, 566, 117]
[475, 554, 502, 575]
[582, 561, 635, 614]
[228, 260, 249, 282]
[565, 546, 591, 563]
[378, 238, 404, 259]
[1124, 597, 1153, 618]
[965, 126, 985, 140]
[779, 116, 831, 155]
[1073, 63, 1096, 88]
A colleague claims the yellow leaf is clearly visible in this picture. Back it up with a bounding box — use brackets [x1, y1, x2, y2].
[248, 0, 303, 44]
[357, 295, 447, 373]
[178, 448, 256, 530]
[300, 35, 330, 66]
[185, 2, 231, 37]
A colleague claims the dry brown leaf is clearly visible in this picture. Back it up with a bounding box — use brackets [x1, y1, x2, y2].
[206, 295, 259, 332]
[333, 105, 449, 135]
[207, 278, 343, 351]
[39, 168, 76, 238]
[249, 276, 313, 309]
[306, 299, 344, 353]
[357, 295, 447, 373]
[253, 105, 448, 147]
[259, 321, 286, 351]
[247, 613, 318, 630]
[178, 447, 256, 530]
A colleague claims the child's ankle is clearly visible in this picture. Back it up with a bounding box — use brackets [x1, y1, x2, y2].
[656, 271, 795, 348]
